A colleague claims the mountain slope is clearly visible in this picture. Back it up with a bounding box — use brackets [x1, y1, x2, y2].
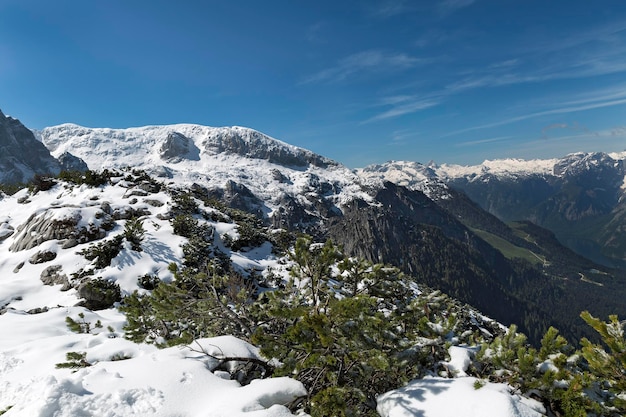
[362, 154, 626, 269]
[0, 110, 60, 184]
[0, 172, 556, 417]
[31, 121, 626, 344]
[37, 123, 369, 236]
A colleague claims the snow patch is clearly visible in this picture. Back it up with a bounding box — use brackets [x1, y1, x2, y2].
[377, 377, 545, 417]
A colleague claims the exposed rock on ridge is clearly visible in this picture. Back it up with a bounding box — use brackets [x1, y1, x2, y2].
[0, 109, 61, 184]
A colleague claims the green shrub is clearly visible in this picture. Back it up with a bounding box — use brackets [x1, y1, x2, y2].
[251, 238, 435, 416]
[65, 312, 102, 334]
[55, 352, 91, 370]
[58, 169, 114, 186]
[0, 182, 26, 195]
[137, 273, 161, 290]
[28, 174, 56, 193]
[171, 214, 198, 238]
[474, 319, 618, 416]
[580, 311, 626, 414]
[124, 217, 145, 251]
[79, 235, 123, 269]
[121, 266, 256, 347]
[229, 221, 267, 251]
[171, 192, 199, 214]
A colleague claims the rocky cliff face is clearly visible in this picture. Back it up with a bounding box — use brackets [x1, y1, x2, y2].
[0, 109, 61, 184]
[445, 152, 626, 268]
[326, 182, 529, 332]
[57, 152, 89, 172]
[325, 181, 626, 344]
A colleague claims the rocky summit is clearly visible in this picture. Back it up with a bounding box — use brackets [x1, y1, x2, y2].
[0, 110, 61, 184]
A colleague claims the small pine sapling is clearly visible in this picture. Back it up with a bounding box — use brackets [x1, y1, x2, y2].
[55, 352, 91, 370]
[124, 217, 145, 251]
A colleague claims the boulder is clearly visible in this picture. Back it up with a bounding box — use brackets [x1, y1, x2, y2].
[29, 250, 57, 264]
[40, 265, 71, 291]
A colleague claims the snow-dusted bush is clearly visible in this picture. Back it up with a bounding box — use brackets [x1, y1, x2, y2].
[123, 217, 145, 251]
[79, 235, 124, 269]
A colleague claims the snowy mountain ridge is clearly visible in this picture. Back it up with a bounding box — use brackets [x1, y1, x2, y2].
[37, 123, 371, 225]
[363, 151, 626, 184]
[35, 121, 626, 270]
[35, 122, 626, 205]
[38, 123, 337, 169]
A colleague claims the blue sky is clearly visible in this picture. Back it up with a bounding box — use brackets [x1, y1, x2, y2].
[2, 0, 626, 167]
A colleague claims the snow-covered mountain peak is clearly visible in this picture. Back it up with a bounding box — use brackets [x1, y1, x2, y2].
[553, 151, 622, 178]
[37, 123, 371, 225]
[357, 160, 450, 200]
[39, 123, 336, 170]
[436, 158, 557, 181]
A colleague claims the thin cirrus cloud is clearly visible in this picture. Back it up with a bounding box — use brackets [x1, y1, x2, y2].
[365, 57, 626, 125]
[364, 96, 441, 123]
[443, 96, 626, 138]
[451, 21, 626, 90]
[300, 50, 427, 84]
[455, 136, 512, 147]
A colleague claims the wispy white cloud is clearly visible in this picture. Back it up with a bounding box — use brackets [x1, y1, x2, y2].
[443, 97, 626, 137]
[444, 20, 626, 93]
[526, 18, 626, 54]
[301, 50, 427, 84]
[364, 96, 441, 123]
[488, 59, 520, 69]
[389, 128, 420, 144]
[415, 30, 447, 48]
[365, 43, 626, 124]
[540, 122, 589, 139]
[544, 83, 626, 108]
[456, 136, 512, 147]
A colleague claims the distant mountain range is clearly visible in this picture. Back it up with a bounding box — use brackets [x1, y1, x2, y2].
[361, 153, 626, 270]
[2, 107, 626, 344]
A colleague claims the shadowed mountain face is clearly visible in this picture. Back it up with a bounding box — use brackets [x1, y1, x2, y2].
[0, 109, 60, 184]
[447, 152, 626, 269]
[325, 182, 626, 345]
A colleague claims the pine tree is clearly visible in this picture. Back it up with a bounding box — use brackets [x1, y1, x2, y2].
[252, 238, 428, 416]
[124, 217, 145, 251]
[580, 311, 626, 414]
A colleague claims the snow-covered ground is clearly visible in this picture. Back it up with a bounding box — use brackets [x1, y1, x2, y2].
[377, 346, 544, 417]
[0, 171, 548, 416]
[0, 178, 306, 416]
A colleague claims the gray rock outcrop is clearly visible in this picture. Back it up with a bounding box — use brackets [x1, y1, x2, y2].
[0, 222, 14, 242]
[29, 250, 57, 264]
[40, 265, 71, 291]
[57, 152, 89, 172]
[9, 208, 115, 252]
[159, 132, 200, 162]
[202, 127, 336, 168]
[0, 109, 61, 184]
